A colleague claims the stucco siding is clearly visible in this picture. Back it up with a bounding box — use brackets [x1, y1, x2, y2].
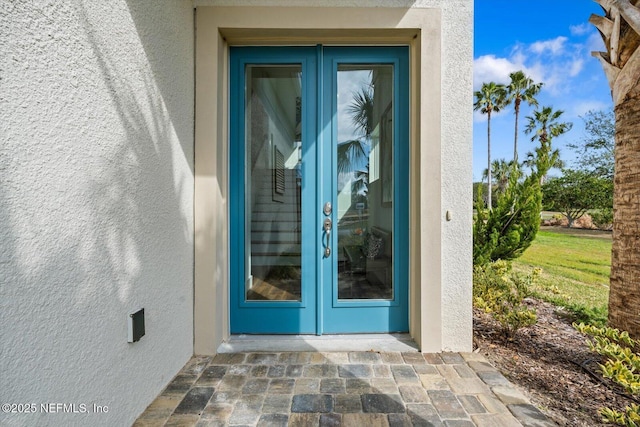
[0, 1, 194, 426]
[438, 1, 474, 352]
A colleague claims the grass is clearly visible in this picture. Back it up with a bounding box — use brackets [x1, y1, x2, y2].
[512, 228, 611, 326]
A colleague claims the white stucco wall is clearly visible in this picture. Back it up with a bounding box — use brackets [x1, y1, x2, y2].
[0, 1, 194, 426]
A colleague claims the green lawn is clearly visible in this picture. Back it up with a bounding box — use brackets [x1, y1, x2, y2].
[512, 228, 611, 325]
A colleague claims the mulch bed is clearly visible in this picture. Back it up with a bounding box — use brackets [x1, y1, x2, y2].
[473, 298, 636, 426]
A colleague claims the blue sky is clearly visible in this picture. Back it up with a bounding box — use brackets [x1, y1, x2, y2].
[473, 0, 613, 181]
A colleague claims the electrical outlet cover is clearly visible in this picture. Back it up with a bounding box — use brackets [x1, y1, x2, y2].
[128, 308, 145, 343]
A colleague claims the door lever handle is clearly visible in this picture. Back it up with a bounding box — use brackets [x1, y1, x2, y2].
[323, 218, 332, 257]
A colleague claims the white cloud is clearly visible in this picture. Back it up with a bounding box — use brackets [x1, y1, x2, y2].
[567, 100, 611, 118]
[509, 48, 528, 67]
[475, 36, 596, 96]
[570, 23, 591, 36]
[569, 58, 584, 77]
[473, 54, 542, 90]
[586, 30, 605, 52]
[529, 36, 568, 55]
[473, 55, 518, 89]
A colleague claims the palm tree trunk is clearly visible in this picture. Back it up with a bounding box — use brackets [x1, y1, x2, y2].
[487, 113, 492, 210]
[608, 91, 640, 336]
[513, 99, 520, 164]
[591, 0, 640, 338]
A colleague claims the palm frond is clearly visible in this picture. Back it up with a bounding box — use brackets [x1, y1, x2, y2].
[347, 86, 375, 138]
[337, 139, 368, 175]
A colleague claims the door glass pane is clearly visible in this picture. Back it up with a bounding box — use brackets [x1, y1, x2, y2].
[336, 64, 394, 300]
[245, 65, 303, 301]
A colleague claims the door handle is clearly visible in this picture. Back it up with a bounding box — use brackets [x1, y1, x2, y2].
[323, 217, 332, 257]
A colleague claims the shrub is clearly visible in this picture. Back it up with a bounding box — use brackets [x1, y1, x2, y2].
[474, 104, 569, 265]
[575, 323, 640, 425]
[473, 168, 544, 264]
[591, 208, 613, 230]
[473, 260, 538, 338]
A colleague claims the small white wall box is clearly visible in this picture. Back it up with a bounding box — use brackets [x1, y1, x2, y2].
[128, 308, 145, 343]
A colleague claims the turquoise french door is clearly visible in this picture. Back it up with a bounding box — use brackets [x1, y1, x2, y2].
[230, 46, 408, 334]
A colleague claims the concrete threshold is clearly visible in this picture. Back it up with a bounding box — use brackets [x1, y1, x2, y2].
[217, 333, 420, 353]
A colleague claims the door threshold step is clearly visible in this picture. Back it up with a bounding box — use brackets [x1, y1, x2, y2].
[217, 333, 419, 353]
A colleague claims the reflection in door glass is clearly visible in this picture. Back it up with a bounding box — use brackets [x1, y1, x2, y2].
[336, 64, 394, 300]
[245, 65, 303, 301]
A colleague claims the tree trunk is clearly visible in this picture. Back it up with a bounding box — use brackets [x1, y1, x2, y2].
[487, 112, 492, 210]
[514, 98, 520, 164]
[609, 91, 640, 336]
[591, 0, 640, 338]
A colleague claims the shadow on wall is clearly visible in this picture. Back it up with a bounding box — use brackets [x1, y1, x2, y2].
[1, 1, 193, 426]
[124, 0, 194, 173]
[124, 0, 232, 352]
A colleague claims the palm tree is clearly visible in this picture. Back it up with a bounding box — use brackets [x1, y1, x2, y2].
[338, 84, 374, 188]
[524, 106, 572, 184]
[591, 0, 640, 338]
[522, 151, 564, 175]
[506, 71, 543, 164]
[474, 82, 506, 209]
[482, 159, 516, 195]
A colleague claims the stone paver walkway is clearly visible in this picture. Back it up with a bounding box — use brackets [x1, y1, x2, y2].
[133, 352, 556, 426]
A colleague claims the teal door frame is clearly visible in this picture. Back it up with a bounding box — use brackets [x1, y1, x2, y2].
[229, 45, 408, 334]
